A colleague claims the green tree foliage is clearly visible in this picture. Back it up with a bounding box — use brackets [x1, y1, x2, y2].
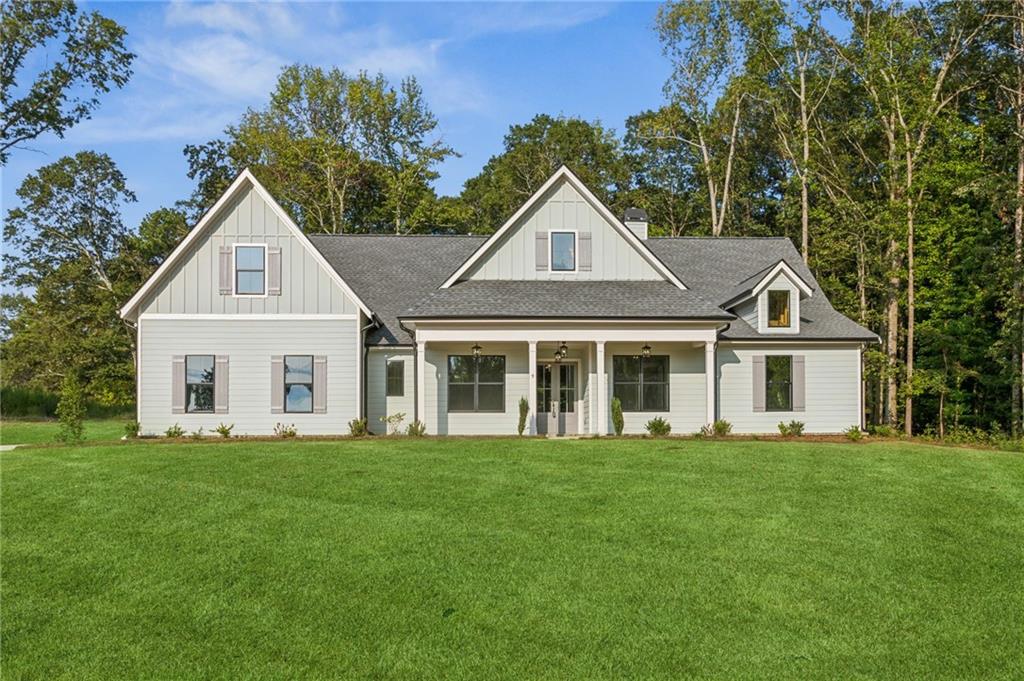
[0, 0, 134, 163]
[56, 371, 86, 443]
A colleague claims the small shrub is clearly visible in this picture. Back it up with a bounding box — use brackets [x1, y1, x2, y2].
[274, 422, 298, 438]
[611, 397, 624, 436]
[867, 424, 899, 438]
[379, 412, 406, 435]
[700, 419, 732, 438]
[215, 423, 234, 438]
[55, 373, 86, 443]
[406, 420, 427, 437]
[348, 418, 369, 437]
[778, 420, 805, 437]
[517, 397, 529, 436]
[124, 421, 140, 439]
[645, 416, 671, 437]
[844, 425, 863, 441]
[165, 423, 185, 438]
[189, 427, 205, 440]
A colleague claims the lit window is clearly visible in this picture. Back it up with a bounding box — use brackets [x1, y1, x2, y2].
[186, 355, 215, 413]
[284, 355, 313, 413]
[550, 232, 576, 271]
[235, 245, 266, 295]
[768, 290, 791, 328]
[766, 356, 793, 411]
[386, 361, 404, 397]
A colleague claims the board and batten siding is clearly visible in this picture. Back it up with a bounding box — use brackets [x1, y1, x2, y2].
[717, 343, 860, 433]
[466, 179, 662, 282]
[366, 349, 415, 435]
[138, 184, 356, 316]
[139, 318, 357, 436]
[756, 272, 801, 334]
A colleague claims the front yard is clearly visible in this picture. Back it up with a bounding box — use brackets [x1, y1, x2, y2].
[2, 437, 1021, 679]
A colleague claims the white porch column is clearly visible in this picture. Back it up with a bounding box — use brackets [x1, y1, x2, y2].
[528, 341, 538, 435]
[705, 341, 717, 426]
[416, 340, 426, 426]
[596, 340, 607, 435]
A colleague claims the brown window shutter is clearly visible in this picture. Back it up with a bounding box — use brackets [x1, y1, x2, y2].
[214, 356, 229, 414]
[313, 356, 327, 413]
[579, 232, 592, 271]
[271, 355, 284, 413]
[172, 356, 186, 414]
[267, 247, 282, 295]
[535, 232, 548, 271]
[752, 355, 766, 412]
[219, 246, 232, 294]
[792, 355, 806, 412]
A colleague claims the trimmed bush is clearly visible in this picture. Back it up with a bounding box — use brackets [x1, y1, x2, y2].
[611, 397, 624, 436]
[165, 423, 184, 438]
[215, 423, 234, 438]
[348, 418, 369, 437]
[844, 425, 863, 441]
[517, 397, 529, 436]
[778, 420, 805, 437]
[645, 417, 671, 437]
[700, 419, 732, 437]
[124, 421, 140, 439]
[406, 420, 427, 437]
[56, 374, 86, 443]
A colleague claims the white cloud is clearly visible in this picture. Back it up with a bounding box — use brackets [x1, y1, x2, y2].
[164, 1, 300, 39]
[444, 2, 613, 36]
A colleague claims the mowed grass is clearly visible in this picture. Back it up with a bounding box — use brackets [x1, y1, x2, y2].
[0, 419, 127, 445]
[2, 438, 1022, 680]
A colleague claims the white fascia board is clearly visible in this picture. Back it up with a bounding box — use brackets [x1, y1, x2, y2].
[119, 169, 374, 320]
[439, 166, 686, 290]
[750, 261, 814, 299]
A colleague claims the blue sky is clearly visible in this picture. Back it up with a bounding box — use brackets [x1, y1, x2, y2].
[2, 1, 672, 230]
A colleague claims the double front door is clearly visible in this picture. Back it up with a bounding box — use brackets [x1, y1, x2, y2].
[537, 362, 578, 435]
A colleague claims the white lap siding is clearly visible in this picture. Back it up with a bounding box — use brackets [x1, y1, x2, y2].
[366, 348, 415, 434]
[717, 343, 861, 434]
[138, 318, 357, 436]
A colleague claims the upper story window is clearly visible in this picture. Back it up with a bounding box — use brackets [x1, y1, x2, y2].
[186, 355, 215, 413]
[284, 355, 314, 413]
[550, 231, 576, 272]
[767, 290, 791, 328]
[234, 245, 266, 295]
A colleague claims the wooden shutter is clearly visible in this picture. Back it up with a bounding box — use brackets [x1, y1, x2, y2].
[752, 355, 766, 412]
[172, 356, 186, 414]
[218, 246, 232, 294]
[267, 247, 282, 296]
[271, 355, 284, 413]
[214, 356, 229, 414]
[313, 356, 327, 413]
[535, 232, 548, 271]
[579, 232, 592, 271]
[792, 355, 806, 412]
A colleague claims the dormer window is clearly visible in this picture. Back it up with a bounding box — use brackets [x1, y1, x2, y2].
[550, 231, 577, 272]
[768, 290, 791, 328]
[234, 245, 266, 295]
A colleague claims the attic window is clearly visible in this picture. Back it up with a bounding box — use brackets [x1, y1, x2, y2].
[550, 231, 576, 272]
[234, 245, 266, 295]
[768, 290, 791, 328]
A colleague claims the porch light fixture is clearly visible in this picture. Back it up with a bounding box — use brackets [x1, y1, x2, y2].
[641, 343, 652, 358]
[559, 342, 568, 357]
[554, 350, 563, 363]
[472, 343, 482, 358]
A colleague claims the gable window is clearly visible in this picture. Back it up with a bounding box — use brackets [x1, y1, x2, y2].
[284, 355, 314, 413]
[612, 355, 669, 412]
[186, 355, 215, 413]
[550, 231, 576, 271]
[448, 355, 505, 412]
[767, 290, 791, 328]
[766, 355, 793, 411]
[234, 245, 266, 295]
[386, 361, 404, 397]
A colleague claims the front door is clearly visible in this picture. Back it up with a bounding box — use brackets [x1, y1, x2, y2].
[536, 362, 577, 436]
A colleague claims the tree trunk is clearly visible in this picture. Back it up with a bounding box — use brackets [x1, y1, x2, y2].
[800, 66, 810, 263]
[904, 157, 916, 436]
[886, 238, 900, 428]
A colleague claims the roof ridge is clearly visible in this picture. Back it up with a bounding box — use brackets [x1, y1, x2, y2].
[308, 233, 486, 238]
[649, 236, 792, 240]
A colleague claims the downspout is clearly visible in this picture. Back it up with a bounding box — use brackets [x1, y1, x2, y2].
[361, 314, 380, 422]
[399, 319, 418, 424]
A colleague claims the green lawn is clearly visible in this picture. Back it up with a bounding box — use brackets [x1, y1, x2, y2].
[2, 438, 1022, 680]
[0, 418, 127, 445]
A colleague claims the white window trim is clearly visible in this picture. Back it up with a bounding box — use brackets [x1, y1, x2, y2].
[758, 286, 800, 335]
[549, 229, 578, 273]
[232, 243, 268, 298]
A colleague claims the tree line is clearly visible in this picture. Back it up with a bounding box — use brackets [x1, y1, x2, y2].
[2, 0, 1022, 439]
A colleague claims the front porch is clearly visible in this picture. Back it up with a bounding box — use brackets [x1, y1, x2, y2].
[410, 321, 719, 436]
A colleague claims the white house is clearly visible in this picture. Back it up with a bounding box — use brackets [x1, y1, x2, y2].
[120, 166, 878, 436]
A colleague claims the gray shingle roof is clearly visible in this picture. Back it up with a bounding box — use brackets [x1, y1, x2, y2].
[309, 233, 878, 345]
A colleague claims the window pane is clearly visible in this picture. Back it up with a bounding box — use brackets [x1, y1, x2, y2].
[641, 356, 668, 382]
[235, 246, 265, 270]
[477, 384, 504, 411]
[386, 362, 404, 397]
[285, 356, 313, 384]
[613, 356, 640, 382]
[477, 355, 505, 383]
[642, 383, 668, 412]
[613, 383, 640, 412]
[236, 270, 265, 295]
[186, 355, 214, 384]
[768, 290, 790, 327]
[187, 384, 214, 413]
[447, 356, 474, 383]
[551, 232, 575, 271]
[285, 383, 313, 412]
[448, 384, 475, 411]
[766, 356, 793, 411]
[537, 364, 551, 412]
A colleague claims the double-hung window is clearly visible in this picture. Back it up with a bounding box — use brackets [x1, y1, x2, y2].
[447, 355, 505, 412]
[235, 245, 266, 295]
[386, 361, 404, 397]
[612, 355, 669, 412]
[185, 355, 215, 413]
[767, 290, 791, 328]
[765, 355, 793, 411]
[284, 355, 314, 413]
[550, 231, 576, 271]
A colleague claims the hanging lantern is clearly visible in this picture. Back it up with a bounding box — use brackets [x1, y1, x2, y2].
[559, 342, 569, 357]
[472, 343, 482, 358]
[641, 343, 652, 358]
[554, 350, 562, 363]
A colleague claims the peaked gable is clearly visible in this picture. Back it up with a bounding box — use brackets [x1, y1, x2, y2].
[442, 166, 686, 289]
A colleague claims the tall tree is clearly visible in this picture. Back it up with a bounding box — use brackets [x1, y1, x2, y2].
[0, 0, 133, 163]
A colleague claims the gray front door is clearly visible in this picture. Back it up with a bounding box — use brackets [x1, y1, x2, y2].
[537, 363, 577, 436]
